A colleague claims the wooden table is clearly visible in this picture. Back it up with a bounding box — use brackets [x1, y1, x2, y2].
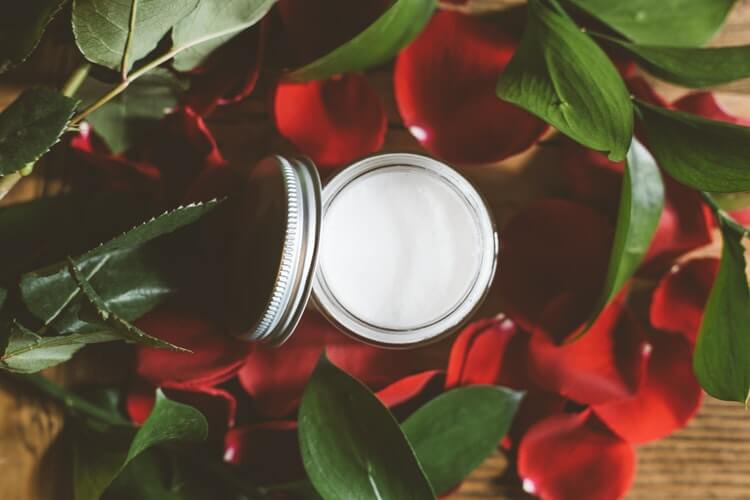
[2, 2, 750, 499]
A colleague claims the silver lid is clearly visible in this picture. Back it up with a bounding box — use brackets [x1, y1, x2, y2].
[227, 155, 321, 345]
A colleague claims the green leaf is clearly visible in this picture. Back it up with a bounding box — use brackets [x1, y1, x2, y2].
[496, 0, 633, 161]
[21, 200, 220, 327]
[0, 321, 122, 373]
[287, 0, 437, 82]
[66, 258, 187, 351]
[172, 0, 275, 72]
[588, 139, 663, 324]
[402, 386, 523, 494]
[79, 70, 187, 154]
[694, 220, 750, 404]
[0, 0, 66, 73]
[602, 36, 750, 88]
[565, 0, 735, 47]
[299, 355, 435, 500]
[74, 389, 208, 500]
[72, 0, 199, 72]
[0, 88, 77, 175]
[636, 100, 750, 193]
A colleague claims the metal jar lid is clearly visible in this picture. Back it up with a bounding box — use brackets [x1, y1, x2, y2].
[227, 155, 321, 345]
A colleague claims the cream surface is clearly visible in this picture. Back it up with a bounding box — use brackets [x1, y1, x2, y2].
[318, 167, 481, 330]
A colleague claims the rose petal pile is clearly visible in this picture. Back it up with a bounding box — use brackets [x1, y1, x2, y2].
[63, 4, 750, 499]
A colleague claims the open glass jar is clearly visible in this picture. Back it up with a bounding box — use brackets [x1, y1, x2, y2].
[227, 153, 498, 348]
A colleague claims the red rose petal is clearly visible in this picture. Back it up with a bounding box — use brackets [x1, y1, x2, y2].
[650, 257, 719, 344]
[376, 370, 445, 410]
[527, 300, 648, 405]
[445, 316, 530, 390]
[139, 107, 226, 202]
[238, 311, 443, 418]
[224, 421, 304, 484]
[559, 139, 624, 218]
[643, 178, 715, 274]
[394, 11, 547, 163]
[498, 199, 613, 343]
[504, 390, 566, 451]
[135, 308, 250, 388]
[593, 332, 703, 444]
[518, 410, 636, 500]
[185, 21, 268, 116]
[277, 0, 388, 68]
[274, 74, 387, 167]
[69, 125, 162, 195]
[673, 92, 750, 127]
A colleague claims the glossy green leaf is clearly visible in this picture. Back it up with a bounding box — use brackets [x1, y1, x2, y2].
[79, 70, 187, 154]
[287, 0, 437, 82]
[72, 0, 198, 72]
[588, 140, 663, 325]
[74, 389, 208, 500]
[694, 221, 750, 404]
[66, 258, 187, 351]
[0, 321, 122, 373]
[0, 0, 66, 73]
[603, 36, 750, 88]
[402, 386, 523, 494]
[172, 0, 275, 71]
[636, 100, 750, 193]
[565, 0, 735, 47]
[299, 355, 435, 500]
[0, 88, 77, 175]
[21, 200, 219, 327]
[496, 0, 633, 161]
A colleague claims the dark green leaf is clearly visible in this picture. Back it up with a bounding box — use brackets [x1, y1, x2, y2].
[287, 0, 437, 82]
[20, 200, 219, 327]
[0, 0, 66, 73]
[588, 139, 663, 324]
[299, 355, 435, 500]
[496, 0, 633, 161]
[602, 36, 750, 88]
[79, 70, 187, 154]
[74, 389, 208, 500]
[636, 100, 750, 192]
[172, 0, 275, 71]
[0, 321, 121, 373]
[402, 386, 523, 494]
[72, 0, 199, 72]
[694, 220, 750, 404]
[66, 258, 187, 351]
[0, 88, 77, 175]
[565, 0, 735, 47]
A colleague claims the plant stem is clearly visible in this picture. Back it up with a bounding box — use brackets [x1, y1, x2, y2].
[121, 0, 138, 80]
[62, 62, 91, 97]
[15, 373, 133, 428]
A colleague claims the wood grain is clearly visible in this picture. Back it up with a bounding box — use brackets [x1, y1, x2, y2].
[2, 2, 750, 499]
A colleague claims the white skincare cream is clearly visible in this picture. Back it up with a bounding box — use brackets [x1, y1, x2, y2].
[312, 154, 497, 347]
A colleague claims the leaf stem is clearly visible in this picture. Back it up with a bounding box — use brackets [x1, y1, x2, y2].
[15, 373, 133, 428]
[61, 62, 91, 98]
[121, 0, 138, 80]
